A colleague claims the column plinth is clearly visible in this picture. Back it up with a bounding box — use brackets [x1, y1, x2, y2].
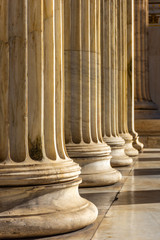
[67, 142, 121, 187]
[103, 136, 133, 167]
[0, 178, 98, 238]
[120, 133, 138, 157]
[64, 0, 121, 187]
[0, 0, 97, 238]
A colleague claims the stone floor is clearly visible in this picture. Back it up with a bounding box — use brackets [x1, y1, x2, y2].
[34, 149, 160, 240]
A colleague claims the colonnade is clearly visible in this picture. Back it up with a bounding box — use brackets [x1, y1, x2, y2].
[0, 0, 142, 238]
[134, 0, 159, 147]
[134, 0, 157, 112]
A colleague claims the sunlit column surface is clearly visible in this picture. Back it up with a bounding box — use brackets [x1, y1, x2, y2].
[118, 0, 138, 157]
[64, 0, 121, 186]
[0, 0, 97, 238]
[127, 0, 144, 152]
[101, 0, 133, 166]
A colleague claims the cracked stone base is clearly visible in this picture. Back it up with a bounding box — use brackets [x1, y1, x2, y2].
[0, 178, 98, 239]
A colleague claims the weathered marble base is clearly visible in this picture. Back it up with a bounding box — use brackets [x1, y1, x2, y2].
[104, 136, 133, 167]
[0, 178, 98, 239]
[120, 133, 139, 157]
[66, 142, 122, 187]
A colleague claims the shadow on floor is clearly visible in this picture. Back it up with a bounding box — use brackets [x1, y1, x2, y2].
[132, 168, 160, 176]
[114, 190, 160, 205]
[138, 157, 160, 161]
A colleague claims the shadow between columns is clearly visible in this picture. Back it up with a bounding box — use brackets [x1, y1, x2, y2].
[132, 168, 160, 176]
[114, 190, 160, 205]
[138, 158, 160, 162]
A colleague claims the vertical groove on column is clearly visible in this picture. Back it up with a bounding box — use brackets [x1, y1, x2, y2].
[110, 0, 116, 137]
[44, 0, 56, 158]
[101, 0, 112, 137]
[115, 0, 119, 137]
[9, 0, 27, 162]
[145, 0, 150, 101]
[0, 0, 9, 162]
[81, 0, 91, 144]
[135, 0, 143, 103]
[141, 0, 147, 101]
[28, 0, 43, 161]
[90, 0, 98, 143]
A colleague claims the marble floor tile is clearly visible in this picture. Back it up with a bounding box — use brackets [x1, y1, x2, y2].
[134, 161, 160, 169]
[121, 175, 160, 191]
[132, 168, 160, 176]
[34, 149, 160, 240]
[92, 203, 160, 240]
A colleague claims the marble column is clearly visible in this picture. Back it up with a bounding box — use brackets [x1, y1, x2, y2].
[127, 0, 144, 152]
[134, 0, 157, 114]
[0, 0, 97, 238]
[101, 0, 132, 166]
[64, 0, 121, 187]
[118, 0, 138, 157]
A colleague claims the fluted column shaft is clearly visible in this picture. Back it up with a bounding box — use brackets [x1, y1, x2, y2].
[118, 0, 138, 157]
[64, 0, 121, 187]
[101, 0, 132, 166]
[134, 0, 156, 111]
[127, 0, 144, 151]
[0, 0, 97, 238]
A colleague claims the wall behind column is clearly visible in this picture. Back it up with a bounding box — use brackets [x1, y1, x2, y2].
[149, 0, 160, 110]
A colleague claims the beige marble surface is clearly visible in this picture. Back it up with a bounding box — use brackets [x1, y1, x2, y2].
[118, 0, 138, 157]
[35, 149, 160, 240]
[127, 0, 143, 152]
[101, 0, 133, 167]
[64, 0, 121, 187]
[0, 0, 98, 237]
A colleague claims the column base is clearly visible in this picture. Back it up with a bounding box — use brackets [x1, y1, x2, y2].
[66, 142, 122, 187]
[132, 135, 144, 152]
[104, 136, 133, 167]
[0, 178, 98, 239]
[120, 133, 139, 157]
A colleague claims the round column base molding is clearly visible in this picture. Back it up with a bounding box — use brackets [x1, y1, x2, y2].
[132, 135, 144, 152]
[133, 138, 144, 152]
[110, 147, 133, 167]
[0, 178, 98, 239]
[66, 142, 121, 187]
[120, 133, 139, 157]
[81, 167, 122, 187]
[129, 131, 144, 152]
[0, 158, 80, 186]
[103, 136, 133, 167]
